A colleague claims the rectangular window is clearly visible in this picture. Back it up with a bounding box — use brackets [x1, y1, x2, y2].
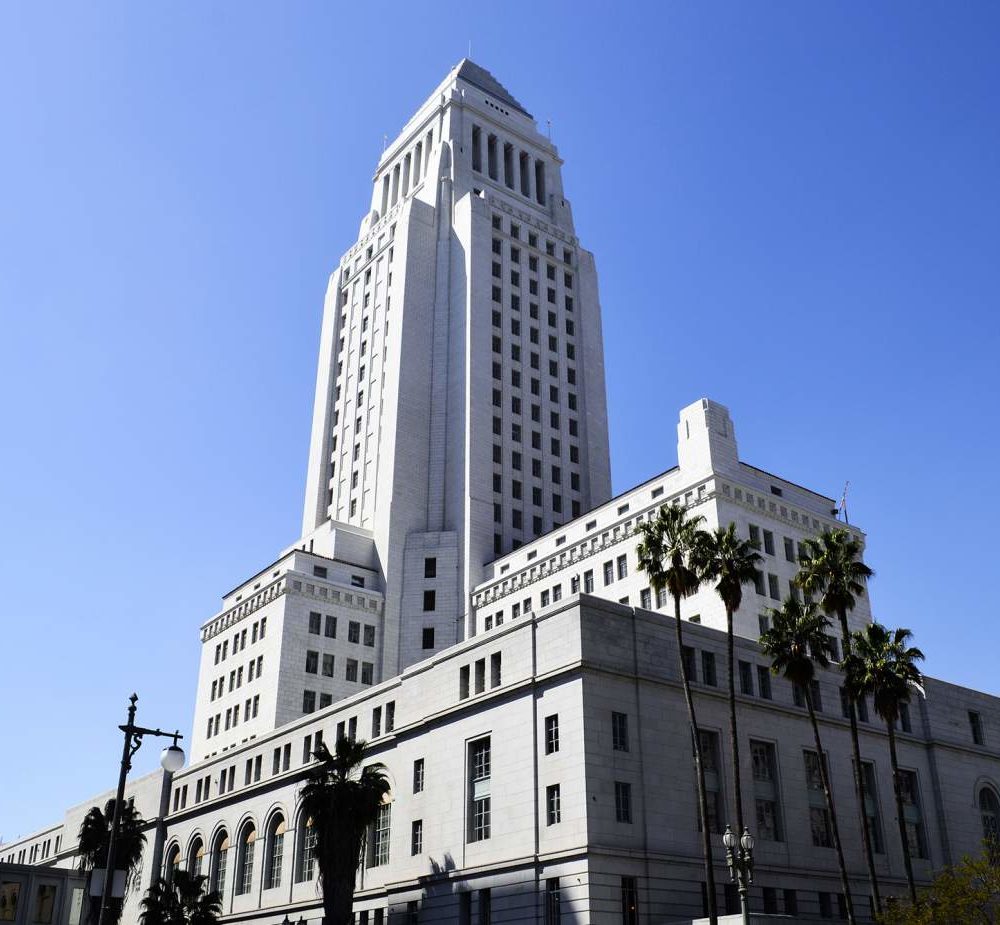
[616, 554, 628, 580]
[423, 589, 436, 611]
[546, 784, 561, 825]
[621, 876, 638, 925]
[370, 803, 391, 866]
[361, 662, 374, 685]
[413, 758, 425, 793]
[372, 706, 382, 738]
[584, 570, 594, 593]
[348, 621, 361, 643]
[308, 611, 321, 634]
[763, 530, 775, 555]
[750, 740, 783, 841]
[305, 650, 318, 674]
[970, 711, 985, 745]
[804, 750, 833, 847]
[459, 665, 470, 699]
[475, 659, 486, 694]
[424, 557, 437, 578]
[701, 651, 717, 687]
[302, 734, 312, 765]
[490, 652, 502, 688]
[545, 714, 560, 754]
[739, 660, 754, 696]
[898, 769, 927, 858]
[861, 761, 885, 853]
[422, 627, 435, 649]
[818, 892, 832, 919]
[324, 614, 336, 637]
[768, 573, 781, 600]
[612, 711, 629, 752]
[322, 654, 334, 677]
[469, 738, 492, 842]
[545, 879, 561, 925]
[346, 659, 358, 682]
[303, 690, 316, 714]
[364, 624, 375, 647]
[411, 819, 423, 856]
[640, 588, 651, 609]
[784, 537, 796, 562]
[614, 781, 632, 823]
[698, 730, 724, 834]
[603, 560, 614, 585]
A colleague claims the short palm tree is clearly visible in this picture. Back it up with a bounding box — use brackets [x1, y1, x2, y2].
[760, 598, 856, 925]
[77, 800, 147, 925]
[299, 737, 391, 925]
[140, 871, 221, 925]
[637, 503, 718, 924]
[843, 623, 925, 904]
[796, 528, 881, 913]
[698, 523, 763, 840]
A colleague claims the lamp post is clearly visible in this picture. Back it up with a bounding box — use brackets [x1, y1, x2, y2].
[723, 825, 754, 925]
[96, 694, 184, 925]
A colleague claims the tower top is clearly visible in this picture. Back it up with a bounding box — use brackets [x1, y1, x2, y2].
[450, 59, 532, 117]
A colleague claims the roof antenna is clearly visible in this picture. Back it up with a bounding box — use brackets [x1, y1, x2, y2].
[547, 118, 552, 140]
[468, 40, 472, 60]
[838, 481, 850, 524]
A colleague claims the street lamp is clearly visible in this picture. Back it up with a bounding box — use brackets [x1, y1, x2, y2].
[96, 694, 184, 925]
[723, 825, 755, 925]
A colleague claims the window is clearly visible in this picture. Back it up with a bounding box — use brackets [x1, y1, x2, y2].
[469, 738, 492, 842]
[490, 652, 502, 688]
[970, 711, 985, 745]
[784, 889, 798, 916]
[763, 530, 775, 555]
[305, 650, 318, 674]
[460, 665, 470, 699]
[739, 660, 754, 696]
[616, 554, 628, 579]
[236, 824, 255, 895]
[211, 831, 230, 896]
[372, 706, 382, 738]
[348, 621, 361, 644]
[303, 690, 316, 713]
[308, 611, 321, 634]
[640, 587, 651, 609]
[364, 624, 375, 647]
[584, 569, 594, 593]
[423, 590, 436, 611]
[698, 730, 724, 834]
[424, 556, 437, 578]
[603, 560, 614, 585]
[545, 879, 561, 925]
[900, 702, 912, 733]
[411, 819, 423, 856]
[422, 627, 435, 649]
[413, 758, 425, 793]
[784, 536, 796, 562]
[361, 662, 374, 684]
[980, 787, 1000, 848]
[546, 784, 561, 825]
[804, 750, 832, 847]
[322, 654, 334, 677]
[324, 614, 336, 637]
[682, 646, 698, 683]
[545, 714, 560, 754]
[621, 876, 638, 925]
[751, 741, 783, 841]
[861, 761, 885, 853]
[475, 658, 486, 694]
[767, 573, 780, 600]
[898, 769, 927, 858]
[818, 892, 832, 919]
[701, 651, 717, 687]
[612, 712, 629, 752]
[370, 803, 391, 866]
[614, 781, 632, 823]
[346, 659, 358, 682]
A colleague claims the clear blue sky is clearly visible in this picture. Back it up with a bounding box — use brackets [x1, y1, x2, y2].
[1, 2, 998, 841]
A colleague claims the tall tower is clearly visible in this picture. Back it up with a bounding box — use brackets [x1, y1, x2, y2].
[300, 60, 611, 675]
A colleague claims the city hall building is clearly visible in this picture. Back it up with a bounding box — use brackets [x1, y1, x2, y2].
[3, 61, 999, 925]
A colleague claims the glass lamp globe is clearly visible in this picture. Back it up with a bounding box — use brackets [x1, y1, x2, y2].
[722, 826, 736, 850]
[741, 830, 755, 852]
[160, 744, 185, 772]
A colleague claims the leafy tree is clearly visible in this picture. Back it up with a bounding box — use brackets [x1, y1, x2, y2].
[140, 871, 221, 925]
[797, 527, 882, 913]
[637, 504, 718, 924]
[760, 598, 856, 924]
[299, 738, 391, 925]
[876, 848, 1000, 924]
[698, 522, 763, 840]
[845, 623, 925, 904]
[77, 800, 147, 925]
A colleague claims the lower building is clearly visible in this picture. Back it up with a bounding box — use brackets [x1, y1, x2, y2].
[5, 593, 999, 923]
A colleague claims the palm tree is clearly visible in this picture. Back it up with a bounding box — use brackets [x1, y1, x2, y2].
[140, 871, 221, 925]
[77, 800, 147, 925]
[843, 623, 925, 904]
[760, 598, 856, 925]
[796, 527, 881, 914]
[698, 523, 763, 841]
[299, 737, 391, 925]
[637, 503, 718, 924]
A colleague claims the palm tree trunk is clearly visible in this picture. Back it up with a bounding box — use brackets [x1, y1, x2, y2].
[674, 591, 718, 925]
[805, 686, 856, 925]
[839, 608, 882, 915]
[323, 851, 359, 925]
[726, 605, 745, 839]
[886, 720, 918, 904]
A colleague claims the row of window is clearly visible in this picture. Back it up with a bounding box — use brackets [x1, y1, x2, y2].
[473, 127, 548, 205]
[458, 653, 503, 699]
[209, 655, 264, 702]
[303, 651, 373, 688]
[205, 695, 260, 739]
[307, 610, 376, 646]
[213, 617, 266, 665]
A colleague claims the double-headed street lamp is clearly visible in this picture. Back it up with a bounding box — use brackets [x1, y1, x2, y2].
[96, 694, 185, 925]
[722, 825, 755, 925]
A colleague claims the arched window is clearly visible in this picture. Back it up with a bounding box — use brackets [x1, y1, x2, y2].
[264, 816, 286, 891]
[980, 787, 1000, 848]
[212, 831, 230, 897]
[296, 817, 317, 883]
[235, 824, 255, 896]
[188, 837, 204, 878]
[163, 844, 180, 884]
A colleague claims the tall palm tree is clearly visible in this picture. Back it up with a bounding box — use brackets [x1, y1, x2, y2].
[796, 527, 881, 914]
[698, 523, 763, 841]
[843, 623, 925, 905]
[140, 871, 221, 925]
[760, 598, 856, 925]
[77, 800, 147, 925]
[299, 737, 391, 925]
[637, 503, 718, 924]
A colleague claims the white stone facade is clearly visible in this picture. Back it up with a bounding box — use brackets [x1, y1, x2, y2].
[5, 60, 1000, 925]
